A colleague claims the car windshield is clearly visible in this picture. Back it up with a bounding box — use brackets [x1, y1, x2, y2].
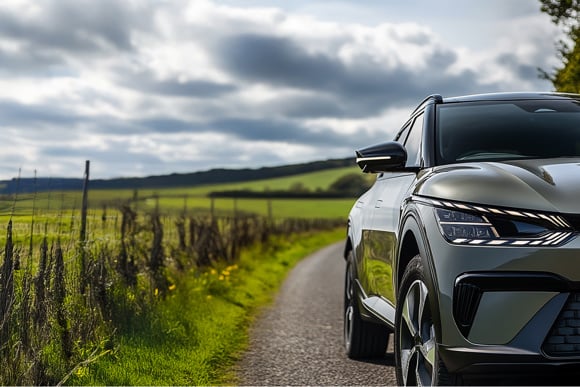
[436, 99, 580, 165]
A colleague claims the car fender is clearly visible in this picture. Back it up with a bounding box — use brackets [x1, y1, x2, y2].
[397, 204, 443, 340]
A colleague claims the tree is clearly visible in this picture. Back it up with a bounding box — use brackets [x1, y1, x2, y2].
[539, 0, 580, 92]
[329, 173, 372, 197]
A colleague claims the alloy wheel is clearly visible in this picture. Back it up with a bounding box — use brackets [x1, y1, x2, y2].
[398, 279, 436, 386]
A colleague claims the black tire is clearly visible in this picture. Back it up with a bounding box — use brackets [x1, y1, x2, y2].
[394, 256, 460, 386]
[344, 251, 389, 359]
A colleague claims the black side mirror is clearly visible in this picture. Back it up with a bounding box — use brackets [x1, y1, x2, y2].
[355, 141, 407, 173]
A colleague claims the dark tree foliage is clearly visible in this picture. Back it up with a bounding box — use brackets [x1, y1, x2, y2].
[540, 0, 579, 26]
[539, 0, 580, 92]
[329, 173, 372, 197]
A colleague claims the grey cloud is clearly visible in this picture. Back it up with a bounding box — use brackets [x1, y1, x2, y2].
[0, 0, 144, 55]
[37, 141, 169, 179]
[218, 34, 341, 90]
[0, 0, 558, 181]
[211, 117, 376, 147]
[40, 144, 164, 165]
[428, 49, 457, 69]
[216, 34, 499, 116]
[497, 53, 547, 88]
[0, 100, 140, 137]
[116, 68, 237, 98]
[401, 31, 431, 45]
[37, 135, 308, 180]
[130, 114, 376, 150]
[0, 47, 70, 76]
[136, 118, 201, 134]
[212, 118, 311, 142]
[0, 100, 83, 127]
[264, 95, 348, 119]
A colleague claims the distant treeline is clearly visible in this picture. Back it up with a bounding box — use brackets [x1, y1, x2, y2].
[209, 172, 373, 199]
[0, 157, 354, 194]
[208, 190, 354, 199]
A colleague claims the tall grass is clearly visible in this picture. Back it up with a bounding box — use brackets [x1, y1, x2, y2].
[0, 189, 344, 385]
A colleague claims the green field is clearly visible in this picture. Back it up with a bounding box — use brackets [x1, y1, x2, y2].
[87, 165, 362, 199]
[0, 165, 358, 385]
[0, 166, 369, 220]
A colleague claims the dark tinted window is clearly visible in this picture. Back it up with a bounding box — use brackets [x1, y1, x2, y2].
[405, 113, 424, 167]
[436, 100, 580, 164]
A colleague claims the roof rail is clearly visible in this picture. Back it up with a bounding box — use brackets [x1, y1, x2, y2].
[411, 94, 443, 115]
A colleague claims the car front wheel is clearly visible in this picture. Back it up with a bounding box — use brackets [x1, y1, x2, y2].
[394, 255, 459, 386]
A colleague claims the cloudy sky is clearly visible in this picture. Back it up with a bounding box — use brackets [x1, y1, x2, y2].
[0, 0, 563, 180]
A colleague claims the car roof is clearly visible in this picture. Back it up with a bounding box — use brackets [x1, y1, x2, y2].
[442, 91, 580, 103]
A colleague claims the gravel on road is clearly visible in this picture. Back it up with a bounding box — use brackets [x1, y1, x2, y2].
[237, 241, 397, 386]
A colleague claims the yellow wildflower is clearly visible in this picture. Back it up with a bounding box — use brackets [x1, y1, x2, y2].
[75, 366, 88, 379]
[168, 284, 176, 291]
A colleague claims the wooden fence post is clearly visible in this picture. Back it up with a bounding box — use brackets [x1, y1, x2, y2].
[80, 160, 89, 244]
[79, 160, 89, 294]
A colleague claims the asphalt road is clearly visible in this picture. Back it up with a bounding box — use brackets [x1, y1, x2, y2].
[237, 241, 397, 386]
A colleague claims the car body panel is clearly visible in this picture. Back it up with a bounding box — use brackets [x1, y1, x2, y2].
[468, 291, 559, 344]
[345, 92, 580, 380]
[359, 173, 416, 302]
[415, 159, 580, 213]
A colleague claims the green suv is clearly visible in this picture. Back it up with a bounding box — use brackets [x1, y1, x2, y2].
[344, 92, 580, 385]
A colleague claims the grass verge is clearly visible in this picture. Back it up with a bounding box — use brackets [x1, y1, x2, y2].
[72, 228, 345, 386]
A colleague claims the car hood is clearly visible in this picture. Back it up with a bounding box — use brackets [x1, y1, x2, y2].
[415, 158, 580, 213]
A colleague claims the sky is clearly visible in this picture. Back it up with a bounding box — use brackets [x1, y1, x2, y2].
[0, 0, 564, 180]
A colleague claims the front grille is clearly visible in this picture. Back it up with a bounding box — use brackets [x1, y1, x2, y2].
[453, 282, 482, 337]
[563, 214, 580, 232]
[543, 293, 580, 357]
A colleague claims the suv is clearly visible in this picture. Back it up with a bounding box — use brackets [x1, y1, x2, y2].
[344, 92, 580, 385]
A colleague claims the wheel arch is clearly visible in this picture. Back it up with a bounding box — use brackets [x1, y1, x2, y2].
[397, 209, 442, 338]
[397, 229, 419, 290]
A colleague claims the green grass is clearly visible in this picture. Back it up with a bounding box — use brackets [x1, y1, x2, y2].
[74, 228, 345, 386]
[0, 166, 365, 220]
[90, 166, 362, 200]
[134, 196, 355, 219]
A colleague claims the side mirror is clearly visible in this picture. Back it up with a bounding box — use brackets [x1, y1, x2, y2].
[355, 141, 407, 173]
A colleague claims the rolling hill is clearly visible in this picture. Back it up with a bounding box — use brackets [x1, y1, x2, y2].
[0, 157, 355, 194]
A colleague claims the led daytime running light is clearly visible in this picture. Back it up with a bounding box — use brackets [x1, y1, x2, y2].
[424, 199, 574, 247]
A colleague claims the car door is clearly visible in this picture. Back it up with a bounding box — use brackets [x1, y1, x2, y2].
[360, 113, 423, 305]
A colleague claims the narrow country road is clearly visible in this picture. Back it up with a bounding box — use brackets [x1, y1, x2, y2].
[237, 241, 397, 386]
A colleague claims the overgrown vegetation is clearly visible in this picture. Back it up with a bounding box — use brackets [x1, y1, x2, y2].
[0, 189, 344, 385]
[73, 228, 345, 386]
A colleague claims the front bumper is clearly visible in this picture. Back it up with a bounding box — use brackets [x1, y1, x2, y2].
[415, 203, 580, 376]
[442, 275, 580, 373]
[440, 344, 580, 383]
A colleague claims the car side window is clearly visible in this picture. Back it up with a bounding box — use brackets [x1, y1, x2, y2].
[404, 113, 424, 167]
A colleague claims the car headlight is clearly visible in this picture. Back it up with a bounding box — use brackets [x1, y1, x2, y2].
[435, 208, 498, 240]
[428, 199, 574, 247]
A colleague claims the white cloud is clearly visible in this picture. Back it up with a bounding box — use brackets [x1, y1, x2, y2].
[0, 0, 561, 180]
